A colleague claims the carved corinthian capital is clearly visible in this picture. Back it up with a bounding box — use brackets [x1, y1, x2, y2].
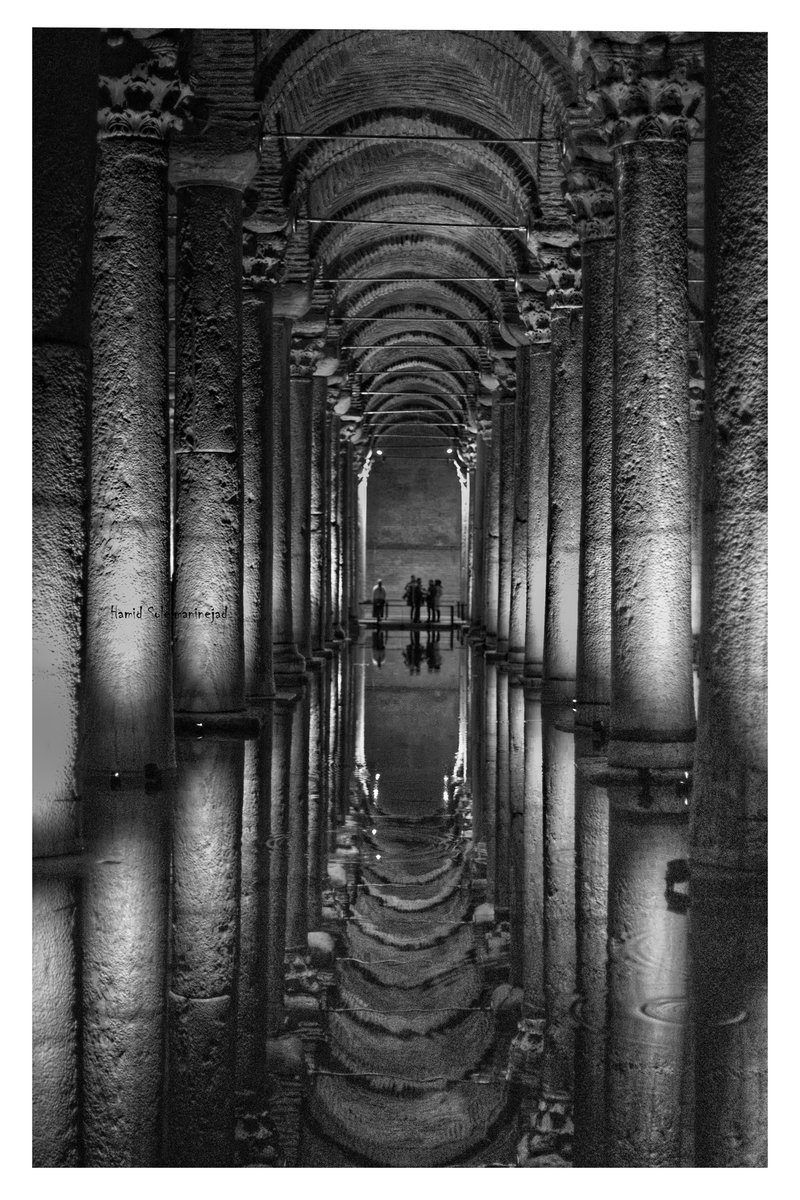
[529, 227, 583, 310]
[290, 335, 325, 379]
[514, 280, 552, 343]
[580, 33, 704, 147]
[242, 228, 289, 290]
[98, 29, 196, 140]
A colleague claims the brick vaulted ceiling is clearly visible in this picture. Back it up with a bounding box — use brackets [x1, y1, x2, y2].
[248, 30, 584, 459]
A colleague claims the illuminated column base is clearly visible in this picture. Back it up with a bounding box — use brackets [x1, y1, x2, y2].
[508, 679, 526, 987]
[267, 695, 296, 1035]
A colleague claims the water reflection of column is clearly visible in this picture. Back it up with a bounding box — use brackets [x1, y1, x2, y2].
[170, 162, 251, 1165]
[494, 670, 511, 911]
[482, 660, 498, 902]
[691, 33, 767, 1167]
[286, 688, 311, 957]
[237, 721, 272, 1096]
[522, 694, 545, 1015]
[495, 394, 515, 661]
[508, 351, 530, 668]
[458, 463, 470, 614]
[541, 293, 583, 1102]
[33, 29, 97, 1166]
[306, 669, 324, 929]
[691, 867, 767, 1165]
[606, 798, 689, 1166]
[523, 344, 552, 684]
[482, 401, 501, 652]
[508, 682, 526, 988]
[267, 696, 295, 1034]
[469, 650, 485, 844]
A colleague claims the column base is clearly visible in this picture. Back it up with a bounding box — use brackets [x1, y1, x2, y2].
[608, 733, 696, 772]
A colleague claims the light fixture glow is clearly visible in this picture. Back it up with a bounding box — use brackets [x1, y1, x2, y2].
[446, 447, 453, 454]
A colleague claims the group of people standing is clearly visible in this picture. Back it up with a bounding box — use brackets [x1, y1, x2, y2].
[403, 576, 443, 625]
[370, 575, 445, 625]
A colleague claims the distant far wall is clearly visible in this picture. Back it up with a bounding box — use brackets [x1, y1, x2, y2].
[366, 454, 462, 605]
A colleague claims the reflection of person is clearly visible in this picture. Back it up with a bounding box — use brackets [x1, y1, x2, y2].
[372, 578, 386, 623]
[425, 629, 441, 671]
[371, 628, 386, 667]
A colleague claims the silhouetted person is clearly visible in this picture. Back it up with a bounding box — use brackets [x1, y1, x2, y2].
[425, 579, 436, 623]
[372, 578, 386, 623]
[403, 574, 415, 623]
[433, 579, 443, 623]
[411, 577, 423, 624]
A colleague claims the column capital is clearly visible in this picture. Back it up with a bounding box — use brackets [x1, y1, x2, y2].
[98, 29, 196, 140]
[577, 33, 704, 148]
[530, 226, 583, 311]
[290, 334, 325, 379]
[242, 227, 288, 290]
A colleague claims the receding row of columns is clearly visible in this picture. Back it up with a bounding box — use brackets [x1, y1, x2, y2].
[469, 34, 766, 1167]
[32, 33, 362, 1166]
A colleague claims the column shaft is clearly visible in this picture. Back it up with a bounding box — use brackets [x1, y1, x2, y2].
[495, 396, 516, 659]
[289, 371, 313, 662]
[169, 182, 246, 1166]
[523, 346, 552, 682]
[508, 352, 530, 665]
[482, 404, 501, 650]
[610, 139, 695, 768]
[270, 320, 304, 677]
[310, 377, 327, 653]
[242, 292, 274, 699]
[33, 28, 97, 1167]
[81, 131, 174, 1167]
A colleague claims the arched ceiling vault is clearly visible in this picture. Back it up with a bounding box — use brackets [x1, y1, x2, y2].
[255, 29, 579, 455]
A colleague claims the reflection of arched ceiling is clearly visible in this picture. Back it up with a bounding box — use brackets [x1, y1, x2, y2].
[255, 29, 580, 458]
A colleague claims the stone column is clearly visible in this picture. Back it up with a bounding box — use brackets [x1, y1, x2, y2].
[562, 154, 616, 1165]
[242, 247, 275, 703]
[522, 693, 545, 1017]
[508, 350, 531, 668]
[169, 139, 256, 1163]
[691, 32, 767, 1167]
[586, 34, 702, 771]
[469, 432, 488, 634]
[538, 238, 583, 1105]
[79, 33, 191, 1166]
[522, 336, 552, 684]
[310, 376, 328, 654]
[482, 402, 501, 652]
[495, 390, 516, 660]
[289, 337, 319, 664]
[270, 317, 304, 680]
[329, 418, 346, 640]
[33, 28, 97, 1168]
